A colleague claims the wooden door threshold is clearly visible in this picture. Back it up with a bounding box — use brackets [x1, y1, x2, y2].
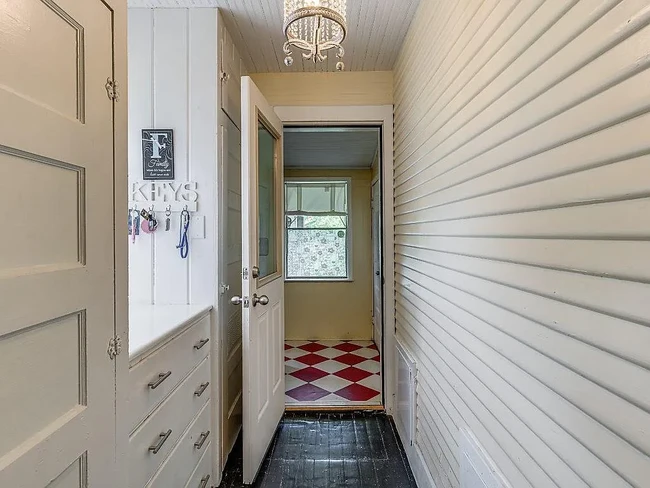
[285, 405, 385, 412]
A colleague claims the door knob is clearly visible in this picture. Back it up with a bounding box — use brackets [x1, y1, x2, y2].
[252, 266, 260, 278]
[231, 296, 243, 306]
[252, 294, 269, 307]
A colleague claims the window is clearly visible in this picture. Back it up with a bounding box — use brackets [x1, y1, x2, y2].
[285, 178, 351, 280]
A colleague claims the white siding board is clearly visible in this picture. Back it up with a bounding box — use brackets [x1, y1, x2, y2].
[395, 0, 611, 155]
[398, 299, 593, 488]
[394, 1, 650, 487]
[397, 309, 541, 488]
[396, 301, 629, 488]
[394, 113, 650, 216]
[393, 236, 650, 284]
[395, 240, 650, 369]
[128, 9, 155, 304]
[396, 62, 650, 200]
[396, 3, 650, 187]
[395, 156, 650, 224]
[393, 0, 530, 128]
[397, 246, 650, 333]
[396, 263, 650, 439]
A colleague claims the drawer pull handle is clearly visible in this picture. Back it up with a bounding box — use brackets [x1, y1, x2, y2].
[194, 338, 210, 350]
[194, 381, 210, 397]
[198, 475, 210, 488]
[194, 430, 210, 450]
[149, 430, 172, 454]
[148, 371, 172, 390]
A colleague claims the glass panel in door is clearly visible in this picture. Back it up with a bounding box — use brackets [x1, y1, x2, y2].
[257, 120, 279, 279]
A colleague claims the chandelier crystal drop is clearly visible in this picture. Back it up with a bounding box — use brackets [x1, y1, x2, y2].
[283, 0, 347, 70]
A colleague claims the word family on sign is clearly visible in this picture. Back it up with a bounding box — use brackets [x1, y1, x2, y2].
[142, 129, 174, 180]
[130, 181, 199, 212]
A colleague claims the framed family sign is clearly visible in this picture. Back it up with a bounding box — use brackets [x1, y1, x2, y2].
[142, 129, 174, 180]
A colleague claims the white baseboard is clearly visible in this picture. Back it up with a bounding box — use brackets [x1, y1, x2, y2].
[405, 442, 437, 488]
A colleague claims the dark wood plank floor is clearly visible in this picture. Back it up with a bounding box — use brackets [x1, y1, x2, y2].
[218, 411, 417, 488]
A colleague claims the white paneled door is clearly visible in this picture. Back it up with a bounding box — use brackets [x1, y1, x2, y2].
[0, 1, 118, 487]
[238, 77, 285, 484]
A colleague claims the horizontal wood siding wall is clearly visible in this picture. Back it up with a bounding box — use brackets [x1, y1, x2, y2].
[393, 1, 650, 487]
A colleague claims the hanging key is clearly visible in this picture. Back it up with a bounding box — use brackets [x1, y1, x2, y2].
[165, 206, 172, 231]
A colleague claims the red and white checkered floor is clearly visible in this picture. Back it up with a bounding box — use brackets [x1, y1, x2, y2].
[285, 340, 382, 407]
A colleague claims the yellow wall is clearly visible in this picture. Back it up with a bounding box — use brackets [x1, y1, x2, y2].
[284, 168, 373, 340]
[251, 71, 393, 106]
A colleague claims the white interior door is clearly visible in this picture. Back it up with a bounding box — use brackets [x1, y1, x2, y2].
[371, 179, 383, 355]
[0, 1, 118, 487]
[239, 76, 285, 484]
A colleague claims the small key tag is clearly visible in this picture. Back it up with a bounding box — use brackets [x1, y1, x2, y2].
[140, 209, 151, 221]
[141, 218, 158, 234]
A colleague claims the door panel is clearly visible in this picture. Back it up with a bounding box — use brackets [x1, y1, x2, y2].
[240, 77, 285, 484]
[0, 1, 116, 486]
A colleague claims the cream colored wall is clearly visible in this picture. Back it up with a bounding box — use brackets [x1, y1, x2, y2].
[394, 1, 650, 487]
[284, 168, 373, 341]
[251, 71, 393, 106]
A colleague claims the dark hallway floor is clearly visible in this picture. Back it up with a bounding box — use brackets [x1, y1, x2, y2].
[218, 412, 417, 488]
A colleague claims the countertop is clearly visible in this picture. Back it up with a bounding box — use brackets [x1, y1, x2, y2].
[129, 303, 213, 364]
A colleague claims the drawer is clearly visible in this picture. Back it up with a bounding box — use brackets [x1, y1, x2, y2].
[147, 401, 212, 488]
[129, 314, 210, 430]
[129, 357, 210, 488]
[183, 437, 213, 488]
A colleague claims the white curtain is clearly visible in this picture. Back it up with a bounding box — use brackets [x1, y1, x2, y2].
[285, 181, 348, 214]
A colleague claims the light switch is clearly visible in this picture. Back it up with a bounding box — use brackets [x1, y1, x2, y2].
[190, 215, 205, 239]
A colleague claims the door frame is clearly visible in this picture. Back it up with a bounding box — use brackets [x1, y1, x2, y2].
[274, 105, 396, 414]
[371, 177, 383, 355]
[111, 0, 129, 486]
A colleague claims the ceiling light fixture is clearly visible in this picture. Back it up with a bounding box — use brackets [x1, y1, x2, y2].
[283, 0, 347, 71]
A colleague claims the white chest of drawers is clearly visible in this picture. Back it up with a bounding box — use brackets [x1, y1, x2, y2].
[128, 306, 213, 488]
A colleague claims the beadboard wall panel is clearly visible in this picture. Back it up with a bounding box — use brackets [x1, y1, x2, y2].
[128, 8, 217, 305]
[393, 1, 650, 487]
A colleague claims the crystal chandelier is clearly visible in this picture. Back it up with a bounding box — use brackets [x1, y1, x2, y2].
[283, 0, 347, 70]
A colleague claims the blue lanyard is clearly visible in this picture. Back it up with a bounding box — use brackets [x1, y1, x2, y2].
[177, 209, 190, 259]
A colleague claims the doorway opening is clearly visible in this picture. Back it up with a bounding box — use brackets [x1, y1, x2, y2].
[281, 126, 384, 409]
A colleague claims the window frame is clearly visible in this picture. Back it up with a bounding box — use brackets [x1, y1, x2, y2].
[284, 176, 353, 282]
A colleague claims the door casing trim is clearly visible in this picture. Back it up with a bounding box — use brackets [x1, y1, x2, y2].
[274, 105, 396, 415]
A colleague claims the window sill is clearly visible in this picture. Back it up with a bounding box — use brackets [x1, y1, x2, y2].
[285, 278, 354, 283]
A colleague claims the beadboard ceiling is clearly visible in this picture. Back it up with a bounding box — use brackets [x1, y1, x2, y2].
[127, 0, 420, 73]
[284, 127, 380, 168]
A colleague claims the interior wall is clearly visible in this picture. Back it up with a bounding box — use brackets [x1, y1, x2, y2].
[250, 71, 393, 106]
[128, 8, 217, 305]
[393, 1, 650, 488]
[284, 168, 373, 341]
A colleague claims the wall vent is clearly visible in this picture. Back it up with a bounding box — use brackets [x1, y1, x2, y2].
[395, 340, 417, 447]
[460, 428, 510, 488]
